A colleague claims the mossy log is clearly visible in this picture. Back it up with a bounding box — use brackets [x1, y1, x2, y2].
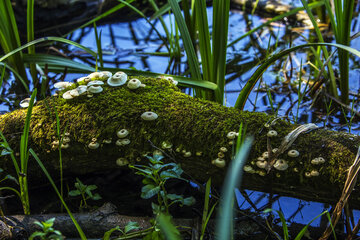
[0, 76, 359, 207]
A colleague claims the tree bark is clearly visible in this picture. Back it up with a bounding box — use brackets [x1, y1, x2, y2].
[0, 76, 359, 208]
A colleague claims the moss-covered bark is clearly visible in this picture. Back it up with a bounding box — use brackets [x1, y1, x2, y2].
[1, 76, 359, 207]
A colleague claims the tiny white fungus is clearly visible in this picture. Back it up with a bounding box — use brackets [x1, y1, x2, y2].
[310, 170, 319, 177]
[213, 158, 226, 168]
[288, 150, 300, 158]
[267, 130, 278, 137]
[227, 131, 237, 140]
[141, 111, 158, 121]
[116, 158, 129, 166]
[256, 160, 267, 169]
[108, 71, 127, 86]
[127, 78, 142, 89]
[184, 151, 191, 157]
[88, 142, 100, 149]
[273, 159, 288, 171]
[117, 129, 129, 138]
[220, 147, 228, 153]
[88, 85, 103, 94]
[218, 152, 225, 158]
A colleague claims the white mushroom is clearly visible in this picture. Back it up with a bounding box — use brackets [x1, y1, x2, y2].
[243, 165, 255, 173]
[20, 98, 36, 108]
[127, 78, 142, 89]
[61, 143, 70, 149]
[212, 158, 226, 168]
[69, 89, 80, 97]
[227, 131, 237, 140]
[103, 139, 112, 144]
[63, 90, 74, 100]
[77, 76, 91, 83]
[288, 150, 299, 158]
[117, 129, 129, 138]
[116, 139, 131, 146]
[267, 130, 278, 137]
[318, 157, 326, 164]
[108, 71, 127, 86]
[220, 147, 228, 153]
[88, 142, 100, 149]
[262, 151, 269, 158]
[76, 85, 88, 95]
[256, 160, 267, 169]
[196, 151, 203, 156]
[310, 170, 319, 177]
[141, 111, 158, 121]
[184, 151, 192, 157]
[54, 81, 73, 90]
[99, 71, 112, 80]
[88, 85, 103, 94]
[305, 172, 311, 178]
[161, 141, 173, 149]
[116, 158, 129, 166]
[218, 152, 225, 158]
[273, 159, 288, 171]
[87, 80, 104, 86]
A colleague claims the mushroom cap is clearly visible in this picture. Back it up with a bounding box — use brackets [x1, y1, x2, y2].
[141, 111, 158, 121]
[88, 142, 100, 149]
[99, 71, 112, 80]
[184, 151, 191, 157]
[117, 129, 129, 138]
[243, 165, 254, 173]
[88, 85, 103, 94]
[76, 85, 88, 95]
[310, 170, 319, 177]
[108, 71, 127, 86]
[213, 158, 226, 168]
[218, 152, 225, 158]
[88, 72, 108, 80]
[63, 90, 74, 100]
[54, 81, 73, 90]
[256, 160, 267, 169]
[20, 98, 36, 108]
[69, 89, 80, 97]
[267, 130, 278, 137]
[161, 141, 173, 149]
[288, 149, 300, 158]
[77, 76, 91, 83]
[87, 80, 104, 86]
[227, 131, 237, 139]
[116, 158, 129, 166]
[273, 159, 288, 171]
[127, 78, 142, 89]
[116, 139, 131, 146]
[220, 147, 228, 152]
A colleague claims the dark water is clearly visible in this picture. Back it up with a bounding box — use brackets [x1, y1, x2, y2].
[2, 2, 360, 235]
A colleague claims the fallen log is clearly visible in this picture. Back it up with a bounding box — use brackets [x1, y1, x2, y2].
[0, 75, 359, 207]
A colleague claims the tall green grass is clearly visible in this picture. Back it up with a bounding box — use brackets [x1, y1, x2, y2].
[0, 89, 37, 214]
[0, 0, 29, 90]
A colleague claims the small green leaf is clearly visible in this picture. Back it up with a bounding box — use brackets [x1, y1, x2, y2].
[183, 196, 196, 206]
[1, 148, 12, 156]
[141, 185, 160, 199]
[68, 190, 81, 196]
[91, 193, 102, 201]
[103, 226, 122, 240]
[166, 194, 183, 201]
[124, 221, 140, 233]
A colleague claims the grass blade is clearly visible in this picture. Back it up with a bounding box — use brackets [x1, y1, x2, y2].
[0, 37, 97, 63]
[93, 22, 103, 68]
[168, 0, 202, 81]
[235, 43, 360, 110]
[29, 149, 87, 240]
[215, 138, 253, 239]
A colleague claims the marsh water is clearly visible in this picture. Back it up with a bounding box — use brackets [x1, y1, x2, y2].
[1, 1, 360, 237]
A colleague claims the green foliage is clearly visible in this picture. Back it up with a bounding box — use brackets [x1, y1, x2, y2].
[215, 138, 253, 240]
[69, 178, 102, 210]
[29, 149, 87, 240]
[29, 218, 64, 240]
[130, 154, 195, 215]
[103, 221, 141, 240]
[264, 209, 336, 240]
[0, 89, 37, 214]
